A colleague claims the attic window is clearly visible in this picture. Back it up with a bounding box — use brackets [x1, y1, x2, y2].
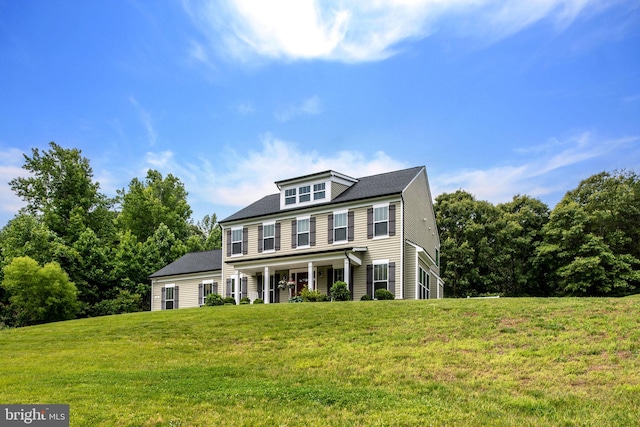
[314, 183, 326, 200]
[285, 188, 296, 205]
[299, 186, 311, 202]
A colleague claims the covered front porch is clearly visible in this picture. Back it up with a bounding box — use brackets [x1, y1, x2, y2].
[226, 247, 367, 304]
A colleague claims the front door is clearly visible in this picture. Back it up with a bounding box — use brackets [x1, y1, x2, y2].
[294, 272, 308, 296]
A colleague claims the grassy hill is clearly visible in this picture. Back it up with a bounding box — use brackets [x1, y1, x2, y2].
[1, 297, 639, 426]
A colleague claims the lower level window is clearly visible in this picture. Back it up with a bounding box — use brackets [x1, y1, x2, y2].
[202, 282, 214, 305]
[373, 263, 388, 292]
[333, 268, 344, 283]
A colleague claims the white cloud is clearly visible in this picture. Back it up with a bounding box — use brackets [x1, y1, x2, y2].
[184, 0, 610, 63]
[274, 96, 322, 122]
[431, 132, 639, 204]
[142, 134, 407, 220]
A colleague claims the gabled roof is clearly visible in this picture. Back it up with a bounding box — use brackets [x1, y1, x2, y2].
[221, 166, 425, 223]
[149, 249, 222, 279]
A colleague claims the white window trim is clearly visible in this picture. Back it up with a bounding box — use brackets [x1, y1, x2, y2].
[262, 221, 276, 253]
[333, 209, 348, 244]
[231, 226, 243, 257]
[373, 202, 390, 239]
[296, 215, 311, 249]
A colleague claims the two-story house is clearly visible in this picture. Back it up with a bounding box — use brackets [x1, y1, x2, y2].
[149, 166, 442, 310]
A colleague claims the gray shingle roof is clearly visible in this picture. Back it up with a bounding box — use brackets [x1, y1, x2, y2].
[148, 249, 222, 278]
[221, 166, 424, 223]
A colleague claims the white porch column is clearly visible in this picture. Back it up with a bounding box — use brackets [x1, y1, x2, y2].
[308, 262, 314, 291]
[264, 266, 270, 304]
[234, 271, 241, 305]
[344, 257, 350, 289]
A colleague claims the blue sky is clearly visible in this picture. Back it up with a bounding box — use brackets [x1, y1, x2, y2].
[1, 0, 639, 227]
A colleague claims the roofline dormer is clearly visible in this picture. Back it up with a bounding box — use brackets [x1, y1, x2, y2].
[276, 170, 358, 211]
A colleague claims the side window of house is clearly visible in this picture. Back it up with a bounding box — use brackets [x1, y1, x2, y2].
[418, 267, 429, 300]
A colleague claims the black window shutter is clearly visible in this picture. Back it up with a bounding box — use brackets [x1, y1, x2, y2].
[310, 216, 316, 246]
[161, 287, 166, 310]
[257, 275, 263, 300]
[348, 211, 355, 241]
[327, 214, 334, 244]
[388, 262, 396, 296]
[389, 204, 396, 236]
[213, 282, 219, 294]
[274, 274, 280, 302]
[242, 227, 248, 255]
[327, 268, 333, 295]
[226, 279, 232, 297]
[367, 207, 373, 239]
[291, 220, 297, 248]
[174, 286, 179, 309]
[366, 264, 373, 297]
[258, 225, 263, 253]
[241, 277, 248, 300]
[275, 222, 281, 250]
[226, 229, 232, 256]
[198, 283, 203, 305]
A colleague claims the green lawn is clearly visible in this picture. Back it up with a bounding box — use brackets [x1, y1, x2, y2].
[1, 297, 639, 426]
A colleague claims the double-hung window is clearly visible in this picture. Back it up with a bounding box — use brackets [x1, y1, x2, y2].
[373, 262, 389, 293]
[313, 183, 325, 200]
[263, 223, 275, 251]
[299, 186, 311, 203]
[418, 267, 429, 300]
[374, 205, 389, 237]
[334, 211, 347, 243]
[297, 217, 310, 247]
[231, 228, 243, 255]
[285, 188, 296, 205]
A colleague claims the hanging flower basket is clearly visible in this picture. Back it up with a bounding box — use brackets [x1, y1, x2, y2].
[277, 277, 296, 290]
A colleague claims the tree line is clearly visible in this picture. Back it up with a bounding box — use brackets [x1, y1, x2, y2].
[1, 142, 638, 327]
[0, 142, 221, 327]
[435, 170, 640, 298]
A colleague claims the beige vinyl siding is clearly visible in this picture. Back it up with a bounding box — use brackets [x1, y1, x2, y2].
[331, 182, 350, 199]
[404, 242, 417, 300]
[151, 272, 221, 311]
[402, 168, 440, 276]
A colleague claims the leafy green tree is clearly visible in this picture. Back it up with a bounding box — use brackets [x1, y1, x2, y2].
[117, 170, 193, 243]
[434, 190, 501, 297]
[1, 256, 79, 326]
[496, 195, 550, 296]
[195, 213, 222, 250]
[9, 142, 113, 242]
[537, 171, 640, 296]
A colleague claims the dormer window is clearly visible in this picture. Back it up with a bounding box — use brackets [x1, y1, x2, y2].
[314, 183, 325, 200]
[299, 186, 311, 203]
[285, 188, 296, 205]
[277, 170, 358, 210]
